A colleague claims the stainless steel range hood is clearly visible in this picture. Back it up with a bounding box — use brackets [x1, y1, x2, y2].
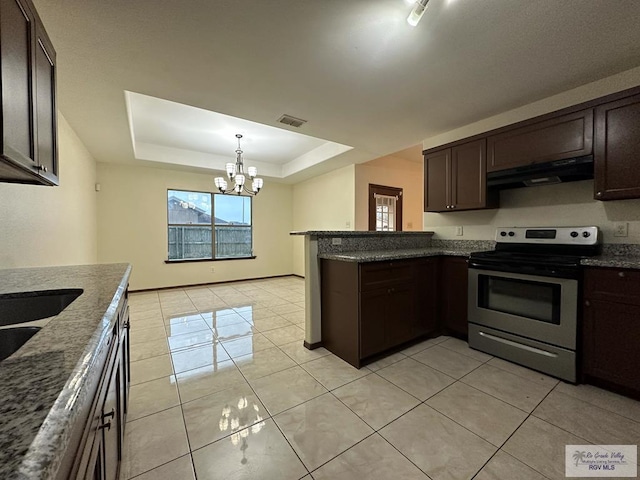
[487, 155, 594, 190]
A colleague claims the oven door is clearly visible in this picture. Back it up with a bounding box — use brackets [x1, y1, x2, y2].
[468, 267, 578, 350]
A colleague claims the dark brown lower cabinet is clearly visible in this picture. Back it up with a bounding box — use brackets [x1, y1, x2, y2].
[582, 268, 640, 399]
[414, 257, 439, 337]
[440, 257, 469, 339]
[321, 257, 438, 368]
[56, 288, 130, 480]
[101, 350, 122, 480]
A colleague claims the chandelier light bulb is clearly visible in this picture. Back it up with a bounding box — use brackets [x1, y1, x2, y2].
[226, 162, 237, 178]
[247, 166, 257, 178]
[214, 177, 227, 191]
[235, 174, 246, 187]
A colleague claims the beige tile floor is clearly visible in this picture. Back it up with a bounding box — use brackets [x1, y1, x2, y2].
[121, 276, 640, 480]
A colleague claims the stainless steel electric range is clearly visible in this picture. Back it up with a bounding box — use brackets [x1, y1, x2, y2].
[467, 226, 602, 382]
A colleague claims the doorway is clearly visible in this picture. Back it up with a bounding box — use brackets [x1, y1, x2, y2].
[368, 184, 403, 231]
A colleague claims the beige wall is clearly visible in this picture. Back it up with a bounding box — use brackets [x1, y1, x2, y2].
[425, 180, 640, 244]
[291, 165, 356, 276]
[423, 66, 640, 244]
[96, 163, 294, 290]
[355, 154, 423, 231]
[0, 114, 98, 268]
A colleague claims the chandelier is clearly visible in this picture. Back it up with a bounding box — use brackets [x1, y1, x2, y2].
[214, 134, 264, 196]
[407, 0, 429, 26]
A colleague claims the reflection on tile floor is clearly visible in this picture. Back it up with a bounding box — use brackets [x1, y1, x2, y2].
[123, 276, 640, 480]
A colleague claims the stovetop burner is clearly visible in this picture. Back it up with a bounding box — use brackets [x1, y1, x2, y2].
[470, 250, 585, 267]
[469, 226, 602, 278]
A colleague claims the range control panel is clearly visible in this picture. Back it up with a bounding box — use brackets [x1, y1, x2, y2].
[495, 226, 600, 245]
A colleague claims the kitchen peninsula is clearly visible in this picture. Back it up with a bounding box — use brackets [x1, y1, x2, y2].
[290, 231, 492, 358]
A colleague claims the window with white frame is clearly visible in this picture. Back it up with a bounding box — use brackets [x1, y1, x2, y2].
[375, 193, 398, 231]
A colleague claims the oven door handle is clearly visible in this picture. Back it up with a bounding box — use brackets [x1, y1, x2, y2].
[478, 331, 559, 358]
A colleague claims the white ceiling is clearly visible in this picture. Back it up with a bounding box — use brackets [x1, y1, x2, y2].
[32, 0, 640, 183]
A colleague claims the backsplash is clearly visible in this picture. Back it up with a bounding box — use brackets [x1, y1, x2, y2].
[424, 180, 640, 244]
[430, 239, 495, 252]
[317, 232, 434, 254]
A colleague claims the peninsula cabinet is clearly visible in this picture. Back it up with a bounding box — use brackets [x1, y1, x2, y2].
[582, 267, 640, 399]
[594, 94, 640, 201]
[0, 0, 58, 186]
[413, 257, 439, 337]
[440, 257, 469, 339]
[321, 257, 439, 368]
[424, 139, 497, 213]
[486, 109, 593, 172]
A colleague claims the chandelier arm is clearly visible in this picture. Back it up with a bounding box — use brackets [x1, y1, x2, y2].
[242, 185, 258, 196]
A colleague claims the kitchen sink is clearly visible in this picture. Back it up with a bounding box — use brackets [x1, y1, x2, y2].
[0, 327, 41, 361]
[0, 289, 83, 327]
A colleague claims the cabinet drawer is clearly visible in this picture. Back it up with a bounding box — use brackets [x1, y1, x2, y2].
[487, 109, 593, 172]
[360, 260, 413, 291]
[584, 267, 640, 306]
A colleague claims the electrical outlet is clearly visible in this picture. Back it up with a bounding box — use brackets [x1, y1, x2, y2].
[331, 237, 342, 246]
[345, 221, 351, 228]
[407, 222, 413, 229]
[456, 226, 464, 236]
[210, 267, 215, 273]
[614, 222, 628, 237]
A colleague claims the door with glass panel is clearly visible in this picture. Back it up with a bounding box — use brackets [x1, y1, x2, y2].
[368, 184, 403, 231]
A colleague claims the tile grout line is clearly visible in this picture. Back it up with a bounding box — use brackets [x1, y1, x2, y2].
[221, 331, 313, 477]
[164, 290, 200, 480]
[467, 377, 565, 480]
[362, 340, 558, 479]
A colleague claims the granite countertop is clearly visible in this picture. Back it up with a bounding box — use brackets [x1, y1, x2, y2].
[290, 230, 435, 236]
[0, 263, 131, 480]
[318, 247, 479, 262]
[580, 255, 640, 269]
[319, 246, 640, 268]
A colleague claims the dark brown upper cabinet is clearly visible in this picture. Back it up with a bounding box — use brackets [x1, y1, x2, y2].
[594, 93, 640, 201]
[424, 139, 497, 213]
[486, 109, 593, 172]
[0, 0, 58, 186]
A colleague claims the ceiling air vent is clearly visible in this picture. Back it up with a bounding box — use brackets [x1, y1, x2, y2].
[278, 114, 307, 128]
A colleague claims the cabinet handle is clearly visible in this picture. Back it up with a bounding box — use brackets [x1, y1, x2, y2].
[585, 300, 590, 307]
[35, 165, 48, 173]
[618, 271, 625, 278]
[596, 192, 603, 198]
[450, 205, 456, 209]
[102, 408, 115, 420]
[98, 421, 111, 431]
[124, 321, 130, 329]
